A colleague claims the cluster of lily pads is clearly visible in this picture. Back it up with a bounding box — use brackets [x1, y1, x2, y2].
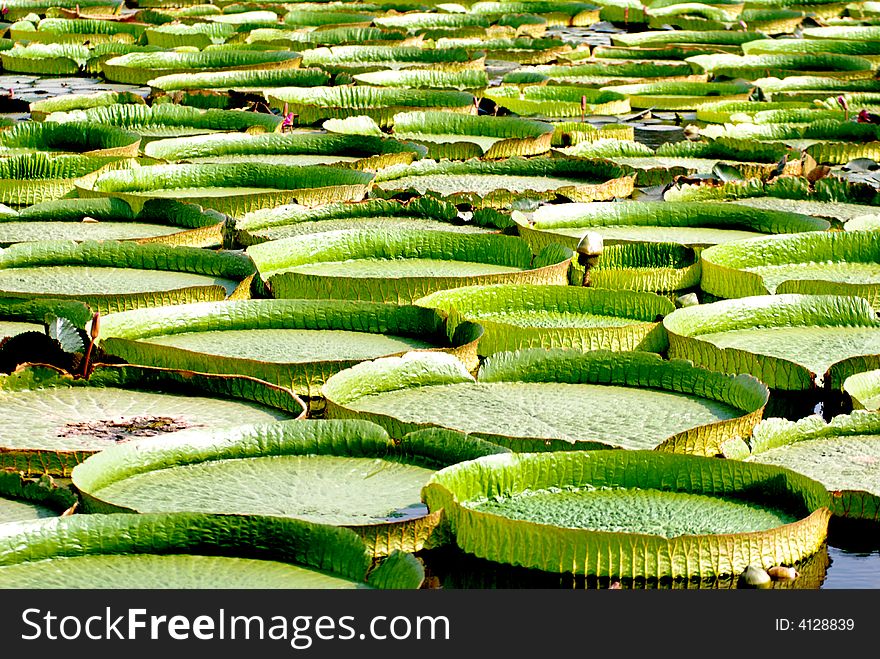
[0, 0, 878, 589]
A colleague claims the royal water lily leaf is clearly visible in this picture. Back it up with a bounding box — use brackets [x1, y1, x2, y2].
[665, 173, 880, 206]
[0, 198, 226, 248]
[0, 240, 255, 313]
[144, 22, 236, 49]
[567, 241, 701, 293]
[470, 1, 601, 26]
[514, 200, 828, 250]
[743, 38, 880, 57]
[374, 157, 635, 207]
[0, 470, 76, 524]
[0, 153, 135, 207]
[527, 59, 700, 86]
[551, 122, 635, 147]
[695, 101, 824, 124]
[438, 37, 572, 64]
[611, 29, 764, 47]
[844, 369, 880, 410]
[388, 111, 553, 160]
[98, 299, 483, 396]
[2, 0, 123, 19]
[282, 11, 378, 28]
[101, 49, 303, 85]
[72, 419, 501, 555]
[148, 67, 331, 92]
[10, 17, 145, 44]
[0, 121, 141, 159]
[556, 138, 654, 161]
[0, 513, 424, 589]
[748, 412, 880, 521]
[323, 349, 769, 455]
[0, 363, 305, 477]
[422, 449, 830, 579]
[731, 197, 880, 222]
[483, 86, 631, 118]
[600, 81, 752, 110]
[0, 44, 89, 75]
[46, 103, 282, 140]
[267, 86, 477, 127]
[248, 229, 573, 303]
[664, 294, 880, 390]
[300, 45, 484, 75]
[143, 132, 424, 170]
[0, 297, 93, 333]
[374, 11, 490, 31]
[28, 91, 146, 122]
[755, 76, 880, 103]
[230, 197, 495, 246]
[686, 53, 875, 79]
[700, 230, 880, 305]
[353, 69, 490, 92]
[803, 25, 880, 40]
[592, 43, 745, 60]
[78, 163, 374, 216]
[416, 284, 673, 355]
[248, 26, 408, 49]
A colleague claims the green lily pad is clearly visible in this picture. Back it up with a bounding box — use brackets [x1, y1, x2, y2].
[664, 294, 880, 390]
[423, 449, 830, 578]
[416, 284, 673, 355]
[0, 513, 424, 589]
[748, 412, 880, 521]
[323, 349, 768, 455]
[99, 299, 483, 396]
[0, 363, 305, 476]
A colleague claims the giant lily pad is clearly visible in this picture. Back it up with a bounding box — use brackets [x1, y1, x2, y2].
[686, 53, 875, 79]
[747, 412, 880, 521]
[423, 449, 830, 578]
[387, 111, 553, 160]
[0, 121, 140, 159]
[72, 419, 504, 556]
[843, 369, 880, 410]
[600, 81, 752, 110]
[101, 50, 303, 85]
[248, 229, 573, 303]
[514, 201, 828, 250]
[98, 299, 483, 396]
[353, 69, 490, 93]
[0, 363, 305, 476]
[483, 86, 630, 118]
[300, 46, 485, 75]
[416, 284, 673, 355]
[374, 157, 635, 207]
[29, 91, 146, 123]
[0, 154, 128, 206]
[0, 513, 424, 588]
[46, 103, 282, 140]
[143, 132, 424, 170]
[78, 163, 374, 215]
[700, 230, 880, 306]
[230, 197, 495, 247]
[323, 349, 769, 455]
[267, 87, 477, 127]
[148, 67, 331, 93]
[0, 240, 255, 313]
[664, 294, 880, 390]
[0, 198, 225, 248]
